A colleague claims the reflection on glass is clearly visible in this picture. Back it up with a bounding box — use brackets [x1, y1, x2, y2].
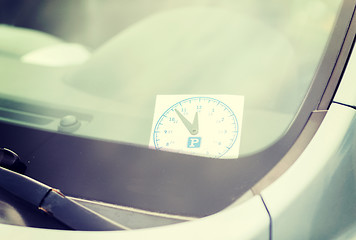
[0, 0, 343, 156]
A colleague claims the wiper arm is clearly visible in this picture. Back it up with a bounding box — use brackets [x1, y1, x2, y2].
[0, 148, 129, 231]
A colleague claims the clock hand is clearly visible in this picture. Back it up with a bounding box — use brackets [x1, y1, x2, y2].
[191, 112, 199, 135]
[174, 109, 199, 135]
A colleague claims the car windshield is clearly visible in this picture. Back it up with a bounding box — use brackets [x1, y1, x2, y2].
[0, 0, 343, 157]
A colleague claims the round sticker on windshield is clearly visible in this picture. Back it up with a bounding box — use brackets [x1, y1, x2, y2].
[149, 95, 244, 158]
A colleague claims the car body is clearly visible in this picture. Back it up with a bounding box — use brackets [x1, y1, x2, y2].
[0, 0, 356, 239]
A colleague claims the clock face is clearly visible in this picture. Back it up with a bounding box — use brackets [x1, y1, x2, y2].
[151, 96, 241, 158]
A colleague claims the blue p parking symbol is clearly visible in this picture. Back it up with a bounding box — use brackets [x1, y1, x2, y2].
[187, 137, 201, 148]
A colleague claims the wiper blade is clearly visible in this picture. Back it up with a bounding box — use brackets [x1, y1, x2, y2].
[0, 165, 130, 231]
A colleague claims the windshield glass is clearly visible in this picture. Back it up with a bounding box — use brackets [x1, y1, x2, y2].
[0, 0, 343, 157]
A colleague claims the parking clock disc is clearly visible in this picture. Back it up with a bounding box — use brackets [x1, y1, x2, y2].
[149, 95, 244, 158]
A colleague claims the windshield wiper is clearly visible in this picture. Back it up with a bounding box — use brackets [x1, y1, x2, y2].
[0, 148, 129, 231]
